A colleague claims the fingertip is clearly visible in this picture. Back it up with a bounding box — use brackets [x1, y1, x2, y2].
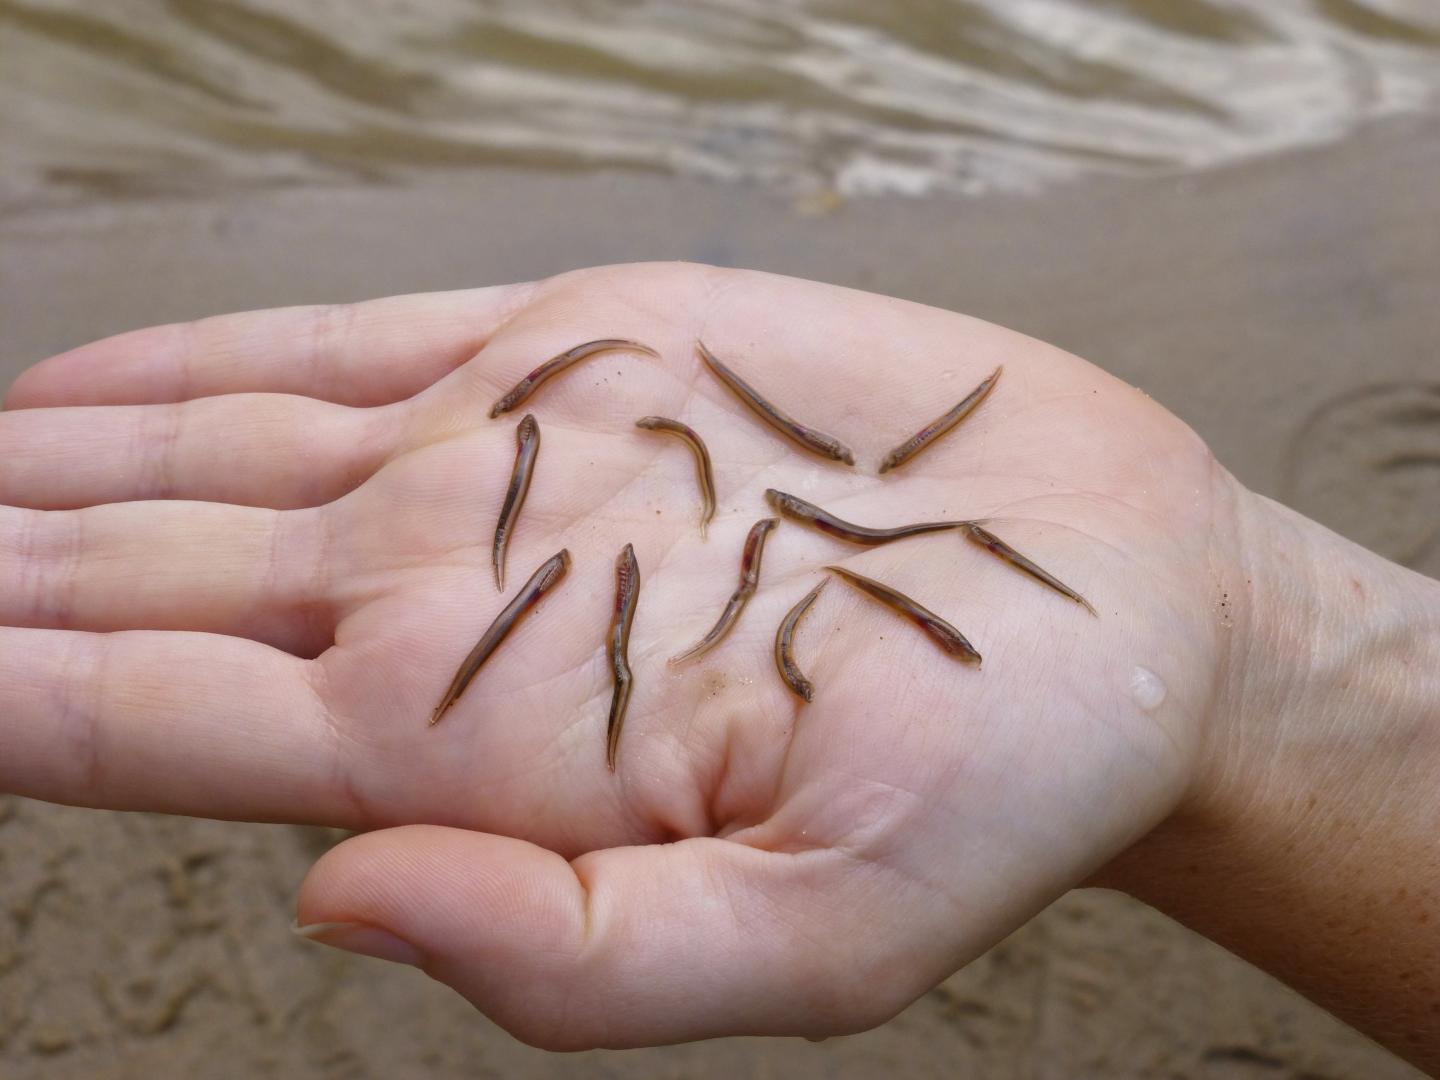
[296, 825, 593, 1047]
[296, 826, 582, 959]
[293, 919, 426, 967]
[4, 365, 55, 411]
[5, 326, 180, 409]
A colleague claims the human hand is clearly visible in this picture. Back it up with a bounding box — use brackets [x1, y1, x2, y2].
[0, 264, 1233, 1048]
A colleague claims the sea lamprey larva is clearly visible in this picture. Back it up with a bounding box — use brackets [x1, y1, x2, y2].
[879, 365, 1001, 473]
[959, 522, 1096, 616]
[697, 340, 855, 465]
[825, 564, 981, 664]
[670, 518, 778, 664]
[636, 416, 717, 538]
[489, 339, 660, 418]
[775, 579, 828, 702]
[492, 413, 540, 592]
[606, 542, 641, 770]
[765, 488, 973, 546]
[430, 549, 571, 726]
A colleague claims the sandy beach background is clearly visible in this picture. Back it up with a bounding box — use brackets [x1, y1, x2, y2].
[2, 2, 1438, 1076]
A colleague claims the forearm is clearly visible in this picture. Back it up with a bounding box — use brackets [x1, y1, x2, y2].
[1100, 483, 1440, 1071]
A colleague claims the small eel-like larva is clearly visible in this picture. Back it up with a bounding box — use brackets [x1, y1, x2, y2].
[489, 339, 660, 418]
[492, 413, 540, 592]
[765, 488, 974, 546]
[824, 564, 981, 664]
[960, 521, 1097, 616]
[430, 549, 571, 726]
[606, 543, 641, 771]
[879, 365, 1002, 473]
[635, 416, 717, 538]
[669, 517, 779, 665]
[696, 340, 855, 465]
[775, 579, 828, 702]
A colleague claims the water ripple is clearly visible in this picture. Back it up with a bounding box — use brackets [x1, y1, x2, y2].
[3, 0, 1439, 209]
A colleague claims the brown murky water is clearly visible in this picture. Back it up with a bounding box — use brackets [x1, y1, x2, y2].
[3, 0, 1439, 211]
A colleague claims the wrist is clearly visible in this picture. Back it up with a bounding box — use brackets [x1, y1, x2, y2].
[1201, 486, 1440, 836]
[1099, 483, 1440, 1068]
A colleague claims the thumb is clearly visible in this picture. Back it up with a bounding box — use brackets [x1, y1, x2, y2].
[294, 824, 938, 1049]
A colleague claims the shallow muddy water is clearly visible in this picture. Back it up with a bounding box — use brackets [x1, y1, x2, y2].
[4, 0, 1440, 209]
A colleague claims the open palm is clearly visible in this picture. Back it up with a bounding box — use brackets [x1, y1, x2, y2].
[0, 263, 1229, 1048]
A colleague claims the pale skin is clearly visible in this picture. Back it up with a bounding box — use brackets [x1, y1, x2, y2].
[0, 264, 1436, 1068]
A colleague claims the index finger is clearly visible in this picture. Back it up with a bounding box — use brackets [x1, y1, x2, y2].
[4, 283, 536, 410]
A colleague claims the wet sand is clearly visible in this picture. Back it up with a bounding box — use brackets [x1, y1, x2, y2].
[1, 113, 1436, 1077]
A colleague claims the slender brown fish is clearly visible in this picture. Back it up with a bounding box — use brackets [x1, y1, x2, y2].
[960, 522, 1097, 616]
[492, 413, 540, 592]
[670, 517, 779, 665]
[879, 365, 1002, 473]
[606, 543, 641, 771]
[824, 564, 981, 664]
[430, 549, 571, 726]
[489, 339, 660, 418]
[696, 340, 855, 465]
[635, 416, 717, 538]
[765, 488, 974, 546]
[775, 579, 828, 702]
